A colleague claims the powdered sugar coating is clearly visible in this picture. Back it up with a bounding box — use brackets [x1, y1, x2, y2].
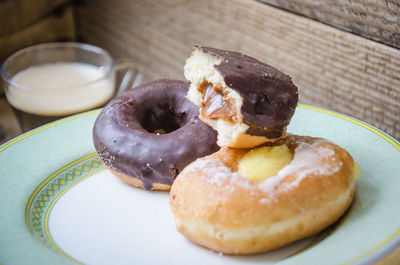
[258, 141, 341, 197]
[185, 157, 254, 190]
[180, 139, 344, 202]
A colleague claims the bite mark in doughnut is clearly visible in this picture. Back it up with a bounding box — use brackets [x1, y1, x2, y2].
[170, 135, 357, 254]
[93, 79, 219, 191]
[184, 46, 298, 148]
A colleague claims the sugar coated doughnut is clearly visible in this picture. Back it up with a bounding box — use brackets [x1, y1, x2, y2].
[93, 79, 219, 191]
[184, 46, 298, 148]
[170, 135, 357, 254]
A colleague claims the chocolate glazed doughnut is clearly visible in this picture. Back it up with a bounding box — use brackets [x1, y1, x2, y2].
[93, 79, 219, 191]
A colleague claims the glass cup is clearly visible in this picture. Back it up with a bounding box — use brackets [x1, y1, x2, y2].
[1, 42, 143, 132]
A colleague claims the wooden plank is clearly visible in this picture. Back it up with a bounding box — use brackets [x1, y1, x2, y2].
[0, 0, 71, 37]
[0, 5, 76, 61]
[76, 0, 400, 140]
[258, 0, 400, 49]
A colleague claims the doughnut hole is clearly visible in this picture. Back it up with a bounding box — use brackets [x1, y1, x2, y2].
[141, 104, 189, 134]
[238, 145, 293, 180]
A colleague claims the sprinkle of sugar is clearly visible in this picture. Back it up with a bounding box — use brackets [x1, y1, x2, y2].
[184, 157, 254, 190]
[258, 141, 341, 196]
[99, 151, 116, 170]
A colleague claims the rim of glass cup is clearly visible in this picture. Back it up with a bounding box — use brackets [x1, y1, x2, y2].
[0, 42, 115, 90]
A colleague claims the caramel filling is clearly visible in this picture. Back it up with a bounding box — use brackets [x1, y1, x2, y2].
[198, 81, 237, 122]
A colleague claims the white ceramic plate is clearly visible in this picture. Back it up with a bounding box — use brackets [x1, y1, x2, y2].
[0, 105, 399, 265]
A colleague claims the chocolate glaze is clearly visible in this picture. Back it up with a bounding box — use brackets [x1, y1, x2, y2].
[195, 46, 298, 138]
[93, 79, 219, 190]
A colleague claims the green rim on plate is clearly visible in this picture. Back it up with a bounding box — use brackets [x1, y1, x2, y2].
[25, 154, 103, 252]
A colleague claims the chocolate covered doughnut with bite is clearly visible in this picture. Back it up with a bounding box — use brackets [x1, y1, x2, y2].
[184, 46, 298, 148]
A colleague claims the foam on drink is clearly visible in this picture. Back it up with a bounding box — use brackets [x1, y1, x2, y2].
[7, 62, 115, 116]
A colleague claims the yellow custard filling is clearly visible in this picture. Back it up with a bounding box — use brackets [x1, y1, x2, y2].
[238, 145, 293, 181]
